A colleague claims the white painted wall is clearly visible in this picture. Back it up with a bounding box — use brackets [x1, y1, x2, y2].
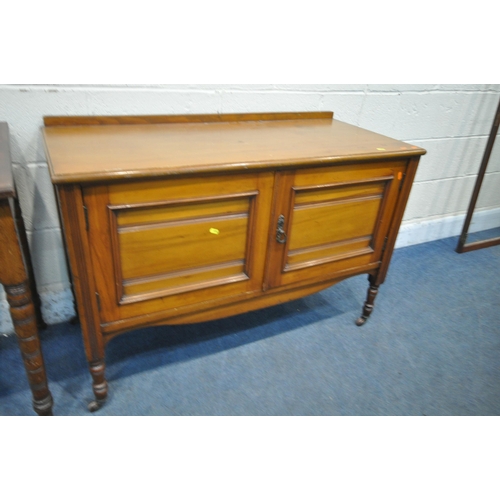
[1, 84, 499, 334]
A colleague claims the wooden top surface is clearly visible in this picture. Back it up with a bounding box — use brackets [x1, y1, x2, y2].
[0, 123, 15, 198]
[43, 112, 426, 184]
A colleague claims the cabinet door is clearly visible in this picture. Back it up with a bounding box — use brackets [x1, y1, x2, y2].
[83, 172, 274, 325]
[265, 161, 407, 289]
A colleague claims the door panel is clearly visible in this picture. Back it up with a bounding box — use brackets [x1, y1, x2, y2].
[288, 189, 383, 258]
[265, 161, 406, 288]
[84, 172, 274, 323]
[114, 196, 252, 303]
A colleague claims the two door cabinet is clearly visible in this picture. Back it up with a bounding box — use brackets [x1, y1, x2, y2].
[43, 112, 426, 411]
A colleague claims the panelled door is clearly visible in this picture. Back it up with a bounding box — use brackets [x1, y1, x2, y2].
[265, 161, 407, 289]
[83, 172, 274, 325]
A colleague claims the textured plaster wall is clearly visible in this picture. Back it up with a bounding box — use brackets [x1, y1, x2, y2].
[0, 84, 499, 334]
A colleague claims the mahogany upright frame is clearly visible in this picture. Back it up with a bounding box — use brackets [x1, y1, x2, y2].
[456, 97, 500, 253]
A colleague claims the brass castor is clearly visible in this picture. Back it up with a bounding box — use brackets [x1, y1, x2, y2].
[88, 399, 105, 412]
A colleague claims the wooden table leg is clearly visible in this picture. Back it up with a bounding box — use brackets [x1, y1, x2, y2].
[356, 274, 380, 326]
[0, 199, 53, 416]
[12, 196, 47, 330]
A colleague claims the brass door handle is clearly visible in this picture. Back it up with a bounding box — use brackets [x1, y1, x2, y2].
[276, 215, 287, 244]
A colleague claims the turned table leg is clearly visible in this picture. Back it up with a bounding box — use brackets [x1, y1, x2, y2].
[12, 197, 46, 330]
[0, 199, 53, 416]
[56, 184, 109, 412]
[4, 282, 54, 415]
[356, 275, 380, 326]
[87, 359, 108, 412]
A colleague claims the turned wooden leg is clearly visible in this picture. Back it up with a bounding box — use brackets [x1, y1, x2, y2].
[56, 185, 108, 413]
[13, 197, 46, 330]
[356, 275, 380, 326]
[87, 359, 108, 412]
[0, 199, 53, 416]
[5, 282, 54, 415]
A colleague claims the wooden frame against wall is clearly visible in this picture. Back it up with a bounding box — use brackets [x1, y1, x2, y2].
[456, 97, 500, 253]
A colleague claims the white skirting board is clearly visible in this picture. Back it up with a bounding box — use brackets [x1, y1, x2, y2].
[395, 207, 500, 248]
[1, 208, 500, 335]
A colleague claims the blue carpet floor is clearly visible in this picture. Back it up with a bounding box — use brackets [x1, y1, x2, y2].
[1, 236, 499, 416]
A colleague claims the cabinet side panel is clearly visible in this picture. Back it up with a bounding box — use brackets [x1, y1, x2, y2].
[56, 185, 104, 361]
[376, 156, 421, 284]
